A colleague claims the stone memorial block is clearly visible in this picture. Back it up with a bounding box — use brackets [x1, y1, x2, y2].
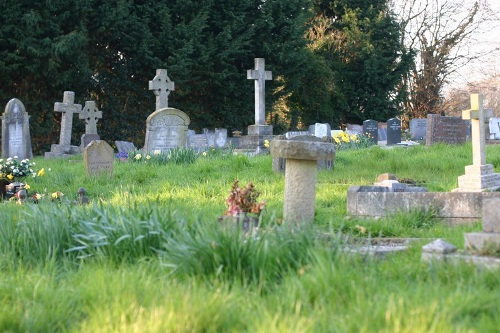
[187, 134, 208, 151]
[143, 108, 190, 152]
[215, 128, 228, 148]
[489, 117, 500, 140]
[409, 118, 427, 141]
[313, 123, 332, 139]
[115, 141, 136, 154]
[363, 119, 378, 144]
[387, 118, 402, 145]
[83, 140, 114, 177]
[346, 124, 363, 135]
[426, 114, 467, 146]
[1, 98, 33, 159]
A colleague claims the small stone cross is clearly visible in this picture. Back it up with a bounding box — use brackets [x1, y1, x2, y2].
[247, 58, 272, 125]
[462, 93, 493, 166]
[79, 101, 102, 135]
[54, 91, 82, 147]
[149, 69, 175, 110]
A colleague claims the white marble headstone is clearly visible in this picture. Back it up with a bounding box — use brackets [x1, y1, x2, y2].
[1, 98, 33, 159]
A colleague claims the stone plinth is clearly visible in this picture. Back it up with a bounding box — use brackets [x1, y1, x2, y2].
[270, 136, 335, 224]
[464, 197, 500, 253]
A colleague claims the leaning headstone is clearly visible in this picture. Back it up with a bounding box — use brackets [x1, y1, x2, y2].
[425, 114, 467, 146]
[79, 101, 102, 149]
[143, 108, 190, 152]
[1, 98, 33, 159]
[409, 118, 427, 141]
[363, 120, 378, 144]
[488, 117, 500, 140]
[313, 123, 332, 139]
[83, 140, 114, 177]
[45, 91, 82, 157]
[455, 94, 500, 191]
[115, 141, 136, 154]
[387, 118, 402, 145]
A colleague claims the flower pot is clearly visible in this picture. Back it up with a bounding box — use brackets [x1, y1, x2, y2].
[5, 182, 26, 200]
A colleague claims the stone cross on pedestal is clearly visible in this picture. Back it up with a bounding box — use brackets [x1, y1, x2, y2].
[149, 69, 175, 110]
[247, 58, 272, 125]
[455, 93, 500, 191]
[54, 91, 82, 147]
[80, 101, 102, 134]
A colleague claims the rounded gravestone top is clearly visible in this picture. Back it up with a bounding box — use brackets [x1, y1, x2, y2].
[270, 135, 335, 161]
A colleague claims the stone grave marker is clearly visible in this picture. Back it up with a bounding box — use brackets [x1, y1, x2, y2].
[143, 108, 190, 152]
[115, 141, 136, 154]
[378, 122, 387, 141]
[79, 100, 102, 149]
[409, 118, 427, 141]
[346, 124, 363, 135]
[313, 123, 331, 139]
[488, 117, 500, 140]
[387, 118, 401, 145]
[285, 131, 309, 139]
[464, 197, 500, 254]
[247, 58, 272, 126]
[83, 140, 114, 177]
[187, 133, 208, 152]
[45, 91, 82, 157]
[215, 128, 228, 148]
[148, 69, 175, 110]
[203, 129, 216, 147]
[363, 119, 378, 144]
[1, 98, 33, 159]
[455, 94, 500, 191]
[426, 114, 467, 146]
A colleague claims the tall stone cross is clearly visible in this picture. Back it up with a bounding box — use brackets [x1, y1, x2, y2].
[247, 58, 272, 125]
[80, 101, 102, 134]
[148, 69, 175, 110]
[462, 93, 493, 166]
[54, 91, 82, 147]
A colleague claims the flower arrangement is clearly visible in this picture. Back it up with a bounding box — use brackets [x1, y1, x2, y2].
[0, 156, 39, 182]
[223, 180, 266, 217]
[333, 132, 373, 151]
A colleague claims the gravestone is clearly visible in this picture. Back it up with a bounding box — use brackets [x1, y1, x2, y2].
[386, 118, 402, 145]
[45, 91, 82, 157]
[488, 117, 500, 140]
[79, 101, 102, 149]
[1, 98, 33, 159]
[83, 140, 114, 177]
[286, 131, 309, 139]
[187, 133, 208, 152]
[203, 129, 216, 147]
[409, 118, 427, 141]
[215, 128, 228, 148]
[464, 197, 500, 254]
[143, 108, 190, 152]
[115, 141, 136, 154]
[313, 123, 332, 139]
[378, 122, 387, 141]
[426, 114, 467, 146]
[346, 124, 363, 135]
[149, 69, 175, 110]
[363, 120, 378, 144]
[455, 94, 500, 191]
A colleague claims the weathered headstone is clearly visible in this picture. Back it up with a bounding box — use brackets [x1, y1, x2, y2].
[115, 141, 136, 154]
[455, 94, 500, 191]
[203, 129, 216, 147]
[1, 98, 33, 159]
[386, 118, 402, 145]
[464, 197, 500, 253]
[363, 120, 378, 144]
[346, 124, 363, 136]
[83, 140, 114, 177]
[425, 114, 467, 146]
[215, 128, 228, 148]
[409, 118, 427, 141]
[45, 91, 82, 157]
[378, 122, 387, 141]
[488, 117, 500, 140]
[79, 101, 102, 149]
[286, 131, 309, 139]
[187, 133, 208, 151]
[313, 123, 332, 139]
[148, 69, 175, 110]
[143, 108, 190, 152]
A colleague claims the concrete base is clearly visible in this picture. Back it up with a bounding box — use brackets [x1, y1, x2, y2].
[45, 144, 81, 158]
[455, 164, 500, 191]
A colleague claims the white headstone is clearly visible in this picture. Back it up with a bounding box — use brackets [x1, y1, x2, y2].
[489, 117, 500, 140]
[143, 108, 190, 152]
[247, 58, 272, 125]
[1, 98, 33, 159]
[149, 69, 175, 110]
[313, 123, 332, 139]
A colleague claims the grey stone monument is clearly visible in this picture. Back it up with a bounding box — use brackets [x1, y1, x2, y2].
[84, 140, 114, 177]
[80, 101, 102, 149]
[409, 118, 427, 141]
[45, 91, 82, 157]
[363, 119, 378, 144]
[143, 108, 190, 152]
[1, 98, 33, 159]
[386, 118, 401, 145]
[149, 69, 175, 110]
[313, 123, 332, 139]
[425, 114, 467, 146]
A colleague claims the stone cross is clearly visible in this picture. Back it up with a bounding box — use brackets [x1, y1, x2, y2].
[54, 91, 82, 147]
[462, 94, 493, 166]
[79, 101, 102, 134]
[247, 58, 272, 125]
[149, 69, 175, 110]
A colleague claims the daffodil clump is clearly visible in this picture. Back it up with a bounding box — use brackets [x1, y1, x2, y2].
[333, 132, 373, 150]
[129, 148, 198, 165]
[0, 156, 40, 182]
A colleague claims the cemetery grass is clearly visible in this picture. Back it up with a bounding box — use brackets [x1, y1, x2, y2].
[1, 143, 500, 332]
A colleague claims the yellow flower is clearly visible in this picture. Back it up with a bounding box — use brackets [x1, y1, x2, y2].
[334, 137, 340, 144]
[51, 191, 64, 199]
[264, 139, 270, 148]
[146, 155, 151, 160]
[154, 150, 161, 155]
[24, 184, 30, 190]
[350, 134, 357, 141]
[7, 174, 13, 180]
[34, 193, 42, 200]
[202, 151, 207, 156]
[134, 154, 142, 160]
[37, 168, 45, 177]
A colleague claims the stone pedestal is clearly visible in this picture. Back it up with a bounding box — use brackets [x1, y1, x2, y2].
[238, 124, 273, 153]
[456, 164, 500, 192]
[270, 136, 335, 224]
[464, 197, 500, 253]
